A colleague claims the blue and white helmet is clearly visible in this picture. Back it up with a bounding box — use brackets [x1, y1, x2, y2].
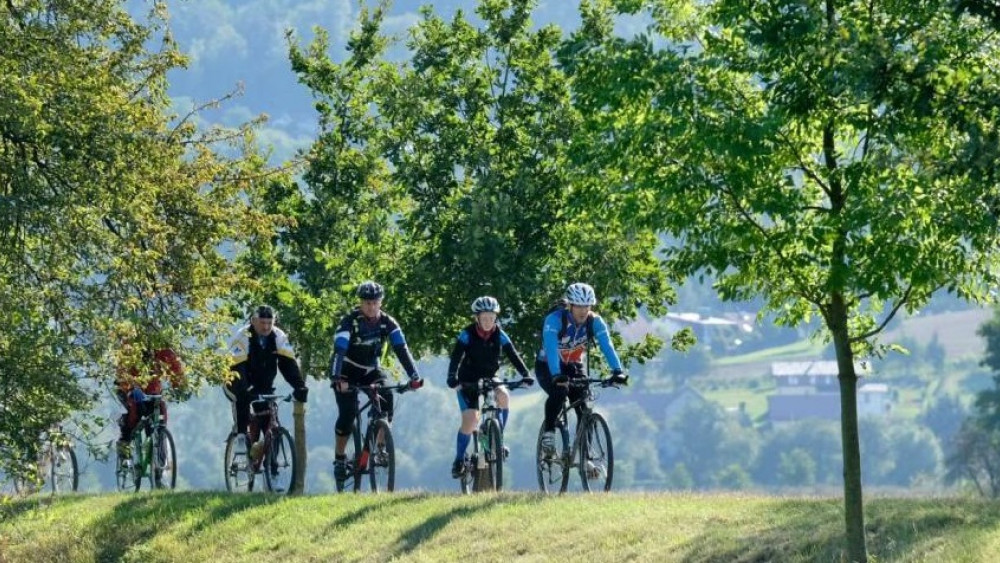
[471, 296, 500, 314]
[565, 282, 597, 306]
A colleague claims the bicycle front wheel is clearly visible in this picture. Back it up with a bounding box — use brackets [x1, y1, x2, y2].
[367, 419, 395, 493]
[482, 419, 504, 492]
[151, 427, 177, 490]
[264, 427, 296, 494]
[50, 443, 79, 493]
[223, 432, 252, 492]
[536, 423, 570, 494]
[578, 412, 614, 492]
[336, 425, 361, 494]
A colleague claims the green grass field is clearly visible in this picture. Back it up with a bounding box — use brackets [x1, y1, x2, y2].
[3, 492, 1000, 562]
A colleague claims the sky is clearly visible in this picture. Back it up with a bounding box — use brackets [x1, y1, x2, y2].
[148, 0, 606, 163]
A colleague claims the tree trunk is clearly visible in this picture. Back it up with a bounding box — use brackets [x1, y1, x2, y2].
[829, 294, 867, 562]
[292, 400, 306, 495]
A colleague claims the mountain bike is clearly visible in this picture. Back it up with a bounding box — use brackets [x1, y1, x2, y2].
[536, 377, 620, 493]
[224, 393, 297, 494]
[12, 425, 78, 495]
[116, 394, 177, 491]
[457, 378, 529, 494]
[335, 382, 413, 494]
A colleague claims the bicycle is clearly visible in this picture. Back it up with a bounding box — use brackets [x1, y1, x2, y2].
[335, 382, 413, 494]
[536, 377, 620, 493]
[12, 425, 79, 495]
[456, 378, 529, 494]
[115, 394, 177, 491]
[224, 393, 297, 494]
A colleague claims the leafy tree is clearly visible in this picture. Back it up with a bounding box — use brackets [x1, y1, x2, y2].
[563, 1, 1000, 560]
[885, 423, 942, 486]
[0, 1, 270, 475]
[377, 0, 674, 356]
[778, 448, 817, 487]
[714, 463, 752, 490]
[945, 418, 1000, 498]
[755, 420, 843, 487]
[282, 0, 686, 370]
[262, 4, 409, 379]
[919, 393, 967, 445]
[662, 400, 758, 489]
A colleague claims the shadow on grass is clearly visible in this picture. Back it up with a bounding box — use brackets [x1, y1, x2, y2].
[317, 493, 424, 537]
[90, 491, 284, 562]
[673, 497, 1000, 562]
[0, 492, 92, 523]
[389, 493, 548, 557]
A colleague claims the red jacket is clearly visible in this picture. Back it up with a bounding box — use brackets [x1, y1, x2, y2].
[117, 348, 185, 394]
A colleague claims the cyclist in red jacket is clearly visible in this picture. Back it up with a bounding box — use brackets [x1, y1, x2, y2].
[115, 345, 186, 457]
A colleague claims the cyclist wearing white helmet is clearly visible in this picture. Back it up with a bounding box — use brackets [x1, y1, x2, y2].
[446, 296, 533, 478]
[536, 283, 628, 457]
[328, 281, 423, 483]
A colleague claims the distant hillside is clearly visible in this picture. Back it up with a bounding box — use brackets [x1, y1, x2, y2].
[883, 308, 992, 360]
[3, 492, 1000, 562]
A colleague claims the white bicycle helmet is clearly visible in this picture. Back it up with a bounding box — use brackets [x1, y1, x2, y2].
[471, 296, 501, 314]
[565, 282, 597, 306]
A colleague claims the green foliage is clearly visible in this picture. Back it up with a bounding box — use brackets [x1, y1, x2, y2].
[0, 1, 272, 474]
[778, 448, 818, 487]
[278, 0, 673, 368]
[565, 1, 1000, 557]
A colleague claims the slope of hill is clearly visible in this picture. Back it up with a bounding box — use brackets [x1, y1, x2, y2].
[3, 492, 1000, 562]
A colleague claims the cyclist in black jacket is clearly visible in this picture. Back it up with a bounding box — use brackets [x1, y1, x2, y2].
[224, 305, 309, 448]
[329, 281, 423, 482]
[446, 296, 533, 478]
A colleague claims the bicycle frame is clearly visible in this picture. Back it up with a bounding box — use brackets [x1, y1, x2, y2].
[537, 375, 620, 493]
[337, 382, 409, 493]
[460, 378, 527, 493]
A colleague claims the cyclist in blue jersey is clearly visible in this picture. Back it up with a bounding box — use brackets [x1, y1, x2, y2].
[536, 283, 628, 457]
[328, 281, 423, 482]
[446, 296, 534, 478]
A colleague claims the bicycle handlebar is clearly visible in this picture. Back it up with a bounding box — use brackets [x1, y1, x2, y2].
[563, 377, 624, 389]
[344, 382, 413, 394]
[250, 393, 292, 403]
[461, 378, 531, 393]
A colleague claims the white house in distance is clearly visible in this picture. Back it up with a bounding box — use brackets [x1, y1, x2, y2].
[768, 360, 891, 423]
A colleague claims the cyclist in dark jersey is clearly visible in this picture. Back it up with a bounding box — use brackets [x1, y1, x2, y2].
[329, 281, 423, 482]
[536, 283, 628, 457]
[446, 296, 533, 478]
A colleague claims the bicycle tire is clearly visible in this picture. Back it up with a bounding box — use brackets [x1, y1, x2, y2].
[578, 412, 614, 492]
[367, 419, 395, 493]
[151, 427, 177, 490]
[223, 432, 252, 492]
[536, 422, 570, 494]
[264, 427, 296, 494]
[459, 452, 473, 495]
[130, 432, 144, 492]
[50, 443, 79, 494]
[484, 418, 504, 492]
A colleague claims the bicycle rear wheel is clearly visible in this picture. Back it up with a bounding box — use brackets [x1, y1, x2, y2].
[151, 427, 177, 490]
[50, 443, 79, 493]
[578, 412, 614, 492]
[224, 432, 252, 492]
[459, 453, 473, 495]
[264, 427, 296, 494]
[536, 423, 570, 494]
[482, 419, 504, 492]
[367, 419, 395, 493]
